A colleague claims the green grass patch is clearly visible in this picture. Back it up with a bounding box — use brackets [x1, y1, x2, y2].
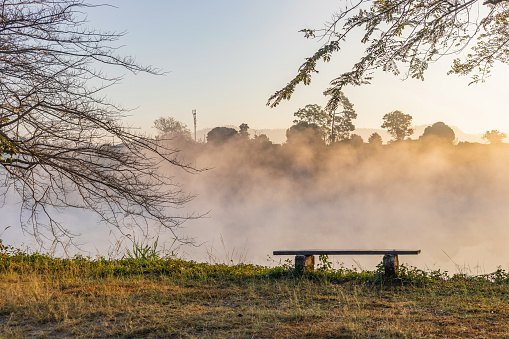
[2, 244, 509, 338]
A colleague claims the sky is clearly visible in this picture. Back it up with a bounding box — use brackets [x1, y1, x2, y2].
[84, 1, 509, 136]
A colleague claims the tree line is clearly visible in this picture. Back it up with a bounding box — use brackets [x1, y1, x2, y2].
[155, 99, 507, 148]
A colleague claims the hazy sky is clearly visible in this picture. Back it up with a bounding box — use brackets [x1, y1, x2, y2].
[88, 1, 509, 135]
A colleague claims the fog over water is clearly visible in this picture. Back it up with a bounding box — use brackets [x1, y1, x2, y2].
[3, 139, 509, 274]
[172, 140, 509, 274]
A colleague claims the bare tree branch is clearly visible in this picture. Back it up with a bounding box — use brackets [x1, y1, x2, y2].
[0, 1, 198, 248]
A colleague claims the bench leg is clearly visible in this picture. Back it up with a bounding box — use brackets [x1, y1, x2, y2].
[295, 255, 315, 272]
[383, 254, 399, 277]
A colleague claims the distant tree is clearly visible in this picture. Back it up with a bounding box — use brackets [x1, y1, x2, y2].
[419, 122, 455, 145]
[325, 90, 357, 143]
[153, 117, 193, 142]
[253, 134, 271, 144]
[349, 134, 364, 147]
[381, 111, 414, 142]
[239, 123, 250, 140]
[368, 132, 383, 146]
[252, 134, 273, 150]
[482, 130, 507, 144]
[293, 104, 329, 141]
[293, 92, 356, 144]
[207, 127, 238, 145]
[285, 122, 324, 146]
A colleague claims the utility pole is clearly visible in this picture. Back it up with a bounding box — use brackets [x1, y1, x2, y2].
[192, 109, 197, 142]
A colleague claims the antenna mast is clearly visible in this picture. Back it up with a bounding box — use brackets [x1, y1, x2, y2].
[192, 109, 197, 142]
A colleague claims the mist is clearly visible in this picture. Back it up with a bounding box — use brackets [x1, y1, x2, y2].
[167, 139, 509, 274]
[2, 138, 509, 274]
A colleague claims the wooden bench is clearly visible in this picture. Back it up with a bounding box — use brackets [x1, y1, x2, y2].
[273, 250, 421, 276]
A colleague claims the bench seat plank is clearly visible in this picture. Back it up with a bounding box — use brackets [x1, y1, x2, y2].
[273, 250, 421, 256]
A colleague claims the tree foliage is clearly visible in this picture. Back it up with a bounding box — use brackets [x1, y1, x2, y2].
[482, 129, 507, 143]
[253, 133, 272, 146]
[239, 123, 250, 140]
[292, 93, 356, 144]
[349, 134, 364, 147]
[381, 110, 414, 141]
[268, 0, 509, 109]
[368, 132, 383, 146]
[285, 122, 324, 146]
[207, 127, 238, 145]
[420, 122, 456, 144]
[293, 104, 329, 141]
[327, 90, 357, 143]
[154, 117, 193, 142]
[0, 1, 196, 245]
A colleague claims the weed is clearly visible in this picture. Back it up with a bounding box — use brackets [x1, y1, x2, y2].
[123, 237, 161, 262]
[316, 254, 333, 272]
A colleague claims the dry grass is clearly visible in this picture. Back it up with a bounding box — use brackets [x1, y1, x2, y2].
[1, 253, 509, 338]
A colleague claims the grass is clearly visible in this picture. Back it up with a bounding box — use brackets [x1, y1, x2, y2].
[1, 244, 509, 338]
